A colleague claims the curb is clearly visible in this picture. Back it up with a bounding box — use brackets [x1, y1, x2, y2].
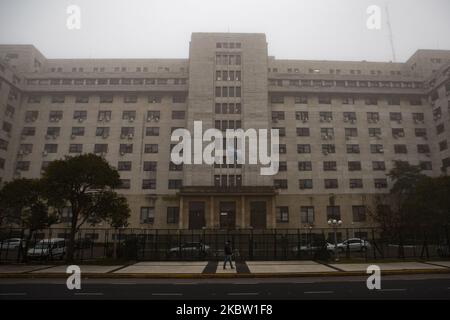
[0, 268, 449, 279]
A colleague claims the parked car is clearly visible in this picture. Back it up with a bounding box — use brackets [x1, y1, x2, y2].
[437, 242, 450, 258]
[168, 242, 210, 257]
[0, 238, 26, 250]
[292, 242, 334, 254]
[330, 238, 371, 252]
[27, 238, 66, 260]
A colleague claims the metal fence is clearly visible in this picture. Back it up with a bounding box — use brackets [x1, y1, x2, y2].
[0, 227, 449, 263]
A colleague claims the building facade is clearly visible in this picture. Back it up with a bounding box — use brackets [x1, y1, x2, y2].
[0, 33, 449, 230]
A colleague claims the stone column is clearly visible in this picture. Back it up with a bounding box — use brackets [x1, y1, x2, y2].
[241, 195, 246, 228]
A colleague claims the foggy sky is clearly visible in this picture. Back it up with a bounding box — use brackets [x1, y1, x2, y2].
[0, 0, 449, 62]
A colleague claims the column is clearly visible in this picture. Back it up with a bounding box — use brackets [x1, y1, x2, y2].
[178, 196, 184, 229]
[209, 195, 215, 228]
[241, 195, 246, 228]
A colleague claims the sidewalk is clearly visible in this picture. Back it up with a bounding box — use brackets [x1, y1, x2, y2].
[0, 260, 449, 278]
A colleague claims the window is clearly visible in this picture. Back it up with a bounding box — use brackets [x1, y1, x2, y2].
[394, 144, 408, 154]
[346, 144, 360, 154]
[71, 127, 85, 136]
[168, 179, 182, 189]
[327, 206, 341, 220]
[323, 161, 337, 171]
[144, 144, 158, 153]
[25, 111, 38, 122]
[274, 179, 288, 189]
[51, 95, 65, 103]
[318, 96, 331, 104]
[148, 95, 162, 103]
[122, 111, 136, 120]
[119, 144, 133, 154]
[352, 206, 366, 222]
[75, 96, 89, 103]
[147, 111, 160, 122]
[49, 111, 63, 122]
[172, 111, 185, 119]
[94, 144, 108, 154]
[143, 161, 157, 171]
[372, 161, 386, 171]
[140, 207, 155, 224]
[272, 111, 285, 121]
[365, 97, 377, 105]
[370, 144, 384, 154]
[142, 179, 156, 190]
[300, 207, 314, 224]
[296, 127, 310, 137]
[276, 207, 289, 223]
[73, 110, 87, 121]
[345, 128, 358, 137]
[348, 161, 361, 171]
[98, 111, 112, 121]
[322, 144, 336, 154]
[295, 111, 309, 121]
[278, 144, 287, 154]
[349, 179, 363, 189]
[16, 161, 30, 171]
[297, 144, 311, 153]
[343, 112, 357, 122]
[417, 144, 430, 154]
[44, 144, 58, 153]
[28, 95, 41, 103]
[117, 161, 132, 171]
[96, 127, 110, 137]
[298, 161, 312, 171]
[299, 179, 313, 189]
[319, 112, 333, 122]
[374, 178, 388, 189]
[0, 139, 8, 151]
[387, 97, 401, 105]
[173, 95, 186, 103]
[392, 128, 405, 138]
[22, 127, 36, 136]
[271, 96, 284, 104]
[68, 144, 82, 153]
[390, 112, 402, 122]
[273, 127, 286, 137]
[368, 128, 381, 137]
[342, 97, 355, 105]
[294, 96, 308, 104]
[46, 127, 60, 137]
[167, 207, 179, 224]
[99, 95, 113, 103]
[120, 127, 135, 138]
[367, 112, 379, 123]
[146, 127, 159, 136]
[321, 128, 334, 139]
[439, 140, 448, 151]
[324, 179, 338, 189]
[420, 161, 432, 171]
[415, 128, 427, 137]
[437, 124, 445, 135]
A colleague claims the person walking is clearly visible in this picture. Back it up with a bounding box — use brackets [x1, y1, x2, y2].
[223, 240, 234, 269]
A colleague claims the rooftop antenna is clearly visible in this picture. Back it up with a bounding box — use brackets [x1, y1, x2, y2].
[385, 3, 396, 62]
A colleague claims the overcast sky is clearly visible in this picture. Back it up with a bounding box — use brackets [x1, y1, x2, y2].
[0, 0, 449, 62]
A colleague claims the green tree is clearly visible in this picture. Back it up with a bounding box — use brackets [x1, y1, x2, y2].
[0, 178, 57, 261]
[41, 154, 129, 262]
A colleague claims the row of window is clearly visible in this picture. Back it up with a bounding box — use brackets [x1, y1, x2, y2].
[24, 110, 182, 123]
[268, 67, 404, 77]
[15, 160, 182, 172]
[27, 94, 186, 104]
[215, 86, 242, 97]
[274, 143, 432, 155]
[276, 205, 368, 224]
[274, 178, 389, 190]
[269, 79, 423, 89]
[279, 111, 425, 123]
[271, 95, 423, 105]
[27, 78, 187, 86]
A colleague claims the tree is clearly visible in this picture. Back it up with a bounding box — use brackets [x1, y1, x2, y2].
[0, 178, 57, 261]
[41, 154, 129, 262]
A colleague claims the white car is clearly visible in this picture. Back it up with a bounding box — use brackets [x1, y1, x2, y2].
[27, 238, 66, 260]
[0, 238, 26, 250]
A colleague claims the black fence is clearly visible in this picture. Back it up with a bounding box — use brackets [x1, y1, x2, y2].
[0, 227, 449, 263]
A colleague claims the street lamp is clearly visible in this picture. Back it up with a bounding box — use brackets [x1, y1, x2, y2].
[328, 219, 342, 261]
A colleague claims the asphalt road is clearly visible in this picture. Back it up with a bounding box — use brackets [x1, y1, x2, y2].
[1, 274, 450, 300]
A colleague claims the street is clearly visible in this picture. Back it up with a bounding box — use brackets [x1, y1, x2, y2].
[1, 274, 450, 300]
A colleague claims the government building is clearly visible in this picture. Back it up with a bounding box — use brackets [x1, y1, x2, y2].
[0, 33, 449, 231]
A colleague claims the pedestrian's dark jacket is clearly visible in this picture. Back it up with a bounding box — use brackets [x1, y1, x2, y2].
[224, 243, 232, 255]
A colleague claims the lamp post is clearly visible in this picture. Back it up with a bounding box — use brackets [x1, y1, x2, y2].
[328, 219, 342, 261]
